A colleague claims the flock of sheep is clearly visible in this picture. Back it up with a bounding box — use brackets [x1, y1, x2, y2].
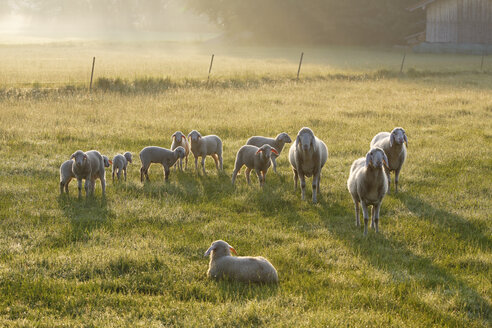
[60, 126, 407, 283]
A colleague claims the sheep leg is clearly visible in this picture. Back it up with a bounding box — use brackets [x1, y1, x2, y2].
[374, 202, 381, 233]
[65, 183, 69, 194]
[117, 169, 122, 181]
[84, 178, 91, 197]
[293, 169, 298, 191]
[185, 155, 188, 170]
[179, 158, 183, 171]
[312, 174, 320, 204]
[395, 168, 401, 193]
[219, 154, 223, 170]
[231, 166, 240, 185]
[354, 201, 360, 227]
[201, 157, 207, 175]
[212, 154, 220, 171]
[271, 157, 277, 173]
[60, 181, 64, 195]
[245, 168, 252, 185]
[256, 169, 263, 187]
[124, 168, 127, 181]
[90, 178, 96, 195]
[140, 167, 144, 182]
[163, 166, 170, 182]
[262, 171, 266, 186]
[194, 155, 199, 173]
[361, 201, 370, 236]
[299, 174, 306, 201]
[101, 177, 106, 197]
[112, 169, 115, 183]
[386, 171, 392, 194]
[77, 178, 83, 198]
[371, 206, 375, 229]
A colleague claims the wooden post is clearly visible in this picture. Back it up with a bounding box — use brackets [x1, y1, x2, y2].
[207, 54, 215, 83]
[89, 57, 96, 92]
[400, 48, 407, 74]
[297, 52, 304, 80]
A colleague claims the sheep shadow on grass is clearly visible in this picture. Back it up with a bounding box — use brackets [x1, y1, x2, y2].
[57, 195, 113, 244]
[314, 204, 491, 323]
[213, 279, 279, 302]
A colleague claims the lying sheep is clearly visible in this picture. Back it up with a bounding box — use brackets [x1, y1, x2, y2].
[347, 147, 389, 235]
[288, 127, 328, 204]
[112, 152, 132, 182]
[204, 240, 278, 283]
[59, 160, 75, 194]
[139, 146, 186, 182]
[246, 132, 292, 173]
[187, 130, 223, 175]
[231, 144, 279, 187]
[171, 131, 190, 171]
[370, 127, 407, 194]
[70, 150, 106, 198]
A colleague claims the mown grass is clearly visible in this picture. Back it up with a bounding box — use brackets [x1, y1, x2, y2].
[0, 43, 491, 327]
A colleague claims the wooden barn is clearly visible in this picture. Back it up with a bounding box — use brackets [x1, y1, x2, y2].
[408, 0, 492, 53]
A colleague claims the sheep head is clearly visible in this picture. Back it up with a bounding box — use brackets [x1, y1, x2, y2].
[390, 127, 408, 148]
[70, 150, 87, 167]
[204, 240, 237, 258]
[256, 144, 279, 158]
[174, 146, 186, 159]
[187, 130, 202, 142]
[296, 127, 315, 153]
[124, 152, 133, 164]
[276, 132, 292, 144]
[365, 147, 389, 169]
[172, 131, 186, 142]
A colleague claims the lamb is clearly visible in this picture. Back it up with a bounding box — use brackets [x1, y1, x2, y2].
[139, 146, 186, 182]
[59, 160, 75, 194]
[288, 127, 328, 204]
[187, 130, 223, 175]
[171, 131, 190, 171]
[370, 127, 407, 194]
[204, 240, 278, 283]
[231, 144, 279, 187]
[347, 147, 389, 235]
[70, 150, 106, 198]
[246, 132, 292, 173]
[112, 152, 132, 182]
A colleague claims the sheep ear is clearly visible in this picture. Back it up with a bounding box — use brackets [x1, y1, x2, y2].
[271, 148, 279, 155]
[256, 149, 262, 155]
[390, 133, 395, 147]
[83, 155, 87, 160]
[204, 245, 215, 257]
[182, 135, 186, 140]
[382, 152, 389, 169]
[109, 160, 113, 165]
[404, 134, 408, 147]
[365, 152, 372, 167]
[172, 133, 176, 139]
[70, 153, 75, 160]
[296, 135, 300, 145]
[229, 247, 237, 255]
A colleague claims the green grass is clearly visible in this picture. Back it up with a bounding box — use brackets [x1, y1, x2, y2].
[0, 42, 491, 327]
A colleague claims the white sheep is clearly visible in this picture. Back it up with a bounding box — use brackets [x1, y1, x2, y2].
[187, 130, 223, 175]
[204, 240, 278, 283]
[139, 146, 186, 182]
[70, 150, 106, 198]
[231, 144, 279, 187]
[171, 131, 190, 171]
[246, 132, 292, 173]
[59, 160, 75, 194]
[288, 127, 328, 204]
[370, 127, 408, 194]
[112, 152, 132, 182]
[347, 147, 389, 235]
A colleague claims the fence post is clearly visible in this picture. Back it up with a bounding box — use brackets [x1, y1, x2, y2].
[207, 54, 215, 84]
[89, 57, 96, 92]
[297, 52, 304, 80]
[400, 48, 407, 74]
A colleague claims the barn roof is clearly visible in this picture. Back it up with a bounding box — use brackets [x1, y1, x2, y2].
[407, 0, 437, 12]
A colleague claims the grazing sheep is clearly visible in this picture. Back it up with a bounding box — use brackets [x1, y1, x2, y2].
[139, 146, 186, 182]
[370, 127, 407, 194]
[288, 127, 328, 204]
[171, 131, 190, 171]
[231, 144, 279, 187]
[59, 160, 75, 194]
[204, 240, 278, 283]
[70, 150, 106, 198]
[347, 147, 389, 236]
[246, 132, 292, 173]
[112, 152, 132, 182]
[102, 155, 112, 168]
[187, 130, 223, 175]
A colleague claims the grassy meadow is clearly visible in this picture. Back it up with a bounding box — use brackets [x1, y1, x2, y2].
[0, 42, 491, 327]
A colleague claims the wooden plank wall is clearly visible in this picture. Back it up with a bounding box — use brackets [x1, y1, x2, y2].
[426, 0, 492, 44]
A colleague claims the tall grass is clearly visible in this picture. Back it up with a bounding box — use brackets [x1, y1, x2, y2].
[0, 43, 490, 327]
